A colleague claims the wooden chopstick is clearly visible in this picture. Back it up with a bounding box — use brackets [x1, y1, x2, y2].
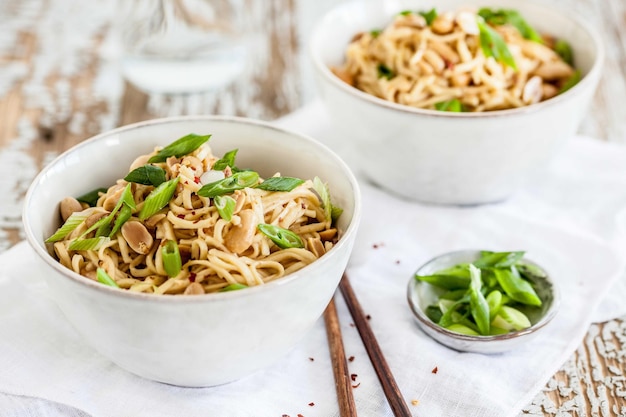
[323, 297, 358, 417]
[338, 273, 413, 417]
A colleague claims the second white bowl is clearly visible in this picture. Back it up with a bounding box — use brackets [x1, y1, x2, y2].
[310, 0, 604, 204]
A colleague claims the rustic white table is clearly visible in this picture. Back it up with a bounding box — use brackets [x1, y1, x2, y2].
[1, 0, 625, 415]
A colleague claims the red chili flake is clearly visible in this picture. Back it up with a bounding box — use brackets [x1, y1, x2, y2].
[432, 366, 438, 374]
[348, 356, 355, 362]
[194, 176, 201, 184]
[308, 357, 314, 362]
[282, 415, 290, 417]
[184, 180, 189, 185]
[193, 220, 199, 224]
[352, 383, 361, 388]
[350, 374, 357, 381]
[177, 214, 185, 219]
[395, 259, 401, 264]
[189, 272, 196, 282]
[308, 402, 315, 407]
[446, 61, 454, 70]
[191, 211, 196, 215]
[349, 323, 355, 327]
[366, 314, 371, 320]
[372, 244, 379, 249]
[298, 415, 304, 417]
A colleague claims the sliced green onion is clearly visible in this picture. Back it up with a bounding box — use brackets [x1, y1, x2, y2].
[477, 18, 517, 70]
[435, 99, 464, 112]
[494, 266, 542, 306]
[68, 236, 110, 251]
[197, 171, 259, 198]
[95, 220, 112, 238]
[468, 264, 490, 335]
[124, 165, 166, 187]
[554, 39, 573, 65]
[139, 177, 179, 220]
[257, 224, 304, 249]
[478, 8, 542, 43]
[419, 8, 437, 26]
[162, 240, 182, 278]
[330, 204, 343, 225]
[446, 323, 480, 336]
[474, 250, 525, 268]
[109, 204, 132, 237]
[212, 149, 238, 171]
[398, 10, 413, 16]
[214, 195, 236, 221]
[312, 176, 332, 222]
[491, 305, 531, 331]
[148, 133, 211, 163]
[78, 183, 133, 240]
[256, 176, 304, 192]
[96, 267, 119, 288]
[377, 64, 395, 80]
[559, 70, 581, 94]
[220, 283, 248, 292]
[118, 182, 137, 210]
[46, 212, 88, 243]
[76, 188, 107, 207]
[369, 29, 382, 38]
[486, 290, 504, 320]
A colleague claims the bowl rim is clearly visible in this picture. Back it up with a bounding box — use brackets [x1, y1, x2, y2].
[406, 249, 561, 344]
[309, 0, 605, 119]
[22, 115, 362, 304]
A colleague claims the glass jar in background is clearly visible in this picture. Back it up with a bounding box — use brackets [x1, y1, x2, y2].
[116, 0, 250, 94]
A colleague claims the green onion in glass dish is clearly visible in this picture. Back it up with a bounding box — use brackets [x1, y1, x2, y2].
[408, 250, 560, 353]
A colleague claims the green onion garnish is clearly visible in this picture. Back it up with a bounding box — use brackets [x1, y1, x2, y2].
[96, 268, 119, 288]
[220, 283, 248, 292]
[197, 171, 260, 198]
[212, 149, 239, 171]
[162, 240, 182, 278]
[377, 64, 395, 80]
[124, 165, 167, 187]
[139, 177, 179, 220]
[419, 8, 437, 26]
[109, 204, 132, 237]
[46, 212, 88, 243]
[312, 176, 332, 222]
[330, 204, 344, 225]
[435, 99, 464, 112]
[68, 236, 110, 251]
[76, 188, 107, 207]
[478, 8, 542, 43]
[398, 10, 413, 16]
[477, 18, 517, 70]
[148, 133, 211, 163]
[554, 39, 573, 65]
[256, 176, 304, 192]
[468, 264, 490, 335]
[257, 224, 304, 249]
[559, 70, 581, 94]
[370, 29, 382, 38]
[214, 195, 236, 221]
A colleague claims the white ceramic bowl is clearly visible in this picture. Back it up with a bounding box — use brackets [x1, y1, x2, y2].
[407, 250, 560, 353]
[310, 0, 604, 204]
[22, 116, 361, 387]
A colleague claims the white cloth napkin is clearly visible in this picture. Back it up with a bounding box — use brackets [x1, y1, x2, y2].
[1, 101, 626, 417]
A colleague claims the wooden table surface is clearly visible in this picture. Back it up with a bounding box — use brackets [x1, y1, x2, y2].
[1, 0, 625, 415]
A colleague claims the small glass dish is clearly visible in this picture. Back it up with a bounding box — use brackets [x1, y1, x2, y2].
[407, 250, 561, 354]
